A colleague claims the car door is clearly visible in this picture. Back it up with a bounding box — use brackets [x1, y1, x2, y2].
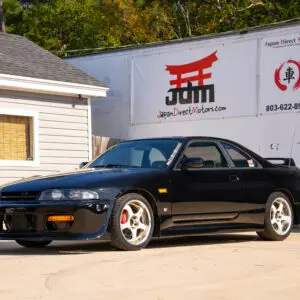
[171, 140, 245, 222]
[219, 141, 273, 213]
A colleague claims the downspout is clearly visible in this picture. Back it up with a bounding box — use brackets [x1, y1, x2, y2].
[87, 97, 93, 161]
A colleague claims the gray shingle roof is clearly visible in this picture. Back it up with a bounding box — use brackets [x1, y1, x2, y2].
[0, 33, 106, 88]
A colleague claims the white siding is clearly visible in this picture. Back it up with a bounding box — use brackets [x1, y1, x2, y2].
[0, 90, 90, 185]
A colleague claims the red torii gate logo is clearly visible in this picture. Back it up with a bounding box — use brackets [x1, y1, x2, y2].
[165, 51, 218, 106]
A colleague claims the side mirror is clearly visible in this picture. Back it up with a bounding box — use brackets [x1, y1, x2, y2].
[79, 162, 88, 169]
[181, 157, 204, 170]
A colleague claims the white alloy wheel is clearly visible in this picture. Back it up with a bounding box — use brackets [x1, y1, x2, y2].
[270, 197, 292, 236]
[119, 199, 152, 246]
[257, 192, 293, 241]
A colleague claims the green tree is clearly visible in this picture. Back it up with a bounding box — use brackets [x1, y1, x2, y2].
[2, 0, 300, 56]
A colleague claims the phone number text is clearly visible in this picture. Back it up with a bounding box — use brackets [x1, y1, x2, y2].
[265, 103, 300, 112]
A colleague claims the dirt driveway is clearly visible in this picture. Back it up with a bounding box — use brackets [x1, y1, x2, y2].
[0, 232, 300, 300]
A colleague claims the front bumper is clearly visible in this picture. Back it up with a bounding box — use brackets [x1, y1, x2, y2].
[0, 200, 114, 241]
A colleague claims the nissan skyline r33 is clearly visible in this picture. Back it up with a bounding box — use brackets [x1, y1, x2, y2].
[0, 137, 299, 251]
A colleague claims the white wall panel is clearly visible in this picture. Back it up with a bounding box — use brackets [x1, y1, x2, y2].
[68, 24, 300, 166]
[69, 54, 131, 139]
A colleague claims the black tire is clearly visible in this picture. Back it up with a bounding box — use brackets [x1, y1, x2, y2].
[15, 240, 52, 248]
[257, 192, 293, 241]
[110, 193, 154, 251]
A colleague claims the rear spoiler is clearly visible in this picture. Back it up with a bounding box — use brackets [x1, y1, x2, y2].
[264, 157, 296, 167]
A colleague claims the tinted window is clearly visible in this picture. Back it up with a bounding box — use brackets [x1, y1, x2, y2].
[149, 148, 167, 167]
[89, 139, 182, 169]
[221, 142, 258, 168]
[180, 141, 228, 168]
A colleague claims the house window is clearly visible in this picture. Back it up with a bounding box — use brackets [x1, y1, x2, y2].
[0, 115, 33, 161]
[0, 109, 39, 167]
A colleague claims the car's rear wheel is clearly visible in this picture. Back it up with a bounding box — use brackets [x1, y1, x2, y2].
[257, 192, 293, 241]
[15, 240, 52, 248]
[110, 193, 154, 251]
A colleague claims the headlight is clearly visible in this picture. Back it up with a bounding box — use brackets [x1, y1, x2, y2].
[38, 189, 99, 201]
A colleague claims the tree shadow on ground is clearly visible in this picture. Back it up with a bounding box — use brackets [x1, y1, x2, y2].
[147, 233, 260, 249]
[0, 233, 265, 256]
[0, 239, 112, 256]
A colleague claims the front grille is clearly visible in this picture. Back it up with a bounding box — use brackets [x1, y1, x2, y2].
[0, 191, 39, 201]
[0, 214, 38, 233]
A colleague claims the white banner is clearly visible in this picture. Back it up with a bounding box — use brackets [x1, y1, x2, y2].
[131, 40, 258, 125]
[260, 33, 300, 115]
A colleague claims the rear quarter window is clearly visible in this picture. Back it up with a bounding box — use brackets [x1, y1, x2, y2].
[221, 142, 258, 168]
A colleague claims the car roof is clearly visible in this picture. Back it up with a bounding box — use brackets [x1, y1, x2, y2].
[122, 136, 276, 168]
[124, 136, 234, 143]
[102, 136, 277, 168]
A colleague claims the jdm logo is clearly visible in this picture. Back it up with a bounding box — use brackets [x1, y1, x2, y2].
[157, 51, 226, 119]
[165, 51, 218, 105]
[274, 60, 300, 91]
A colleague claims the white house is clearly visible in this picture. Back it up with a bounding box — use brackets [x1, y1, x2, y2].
[0, 33, 108, 185]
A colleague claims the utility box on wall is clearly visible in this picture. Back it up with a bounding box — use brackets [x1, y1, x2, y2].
[67, 22, 300, 166]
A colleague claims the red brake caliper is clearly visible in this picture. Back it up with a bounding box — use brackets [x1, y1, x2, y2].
[121, 210, 128, 224]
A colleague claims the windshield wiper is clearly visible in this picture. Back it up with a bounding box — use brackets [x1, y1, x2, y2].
[93, 164, 139, 169]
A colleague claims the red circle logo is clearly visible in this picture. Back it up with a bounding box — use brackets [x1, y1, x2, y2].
[274, 60, 300, 91]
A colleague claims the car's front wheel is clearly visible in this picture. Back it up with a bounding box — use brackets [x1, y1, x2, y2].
[15, 240, 52, 248]
[110, 193, 154, 251]
[257, 192, 293, 241]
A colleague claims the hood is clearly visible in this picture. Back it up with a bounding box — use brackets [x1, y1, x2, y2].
[1, 167, 162, 192]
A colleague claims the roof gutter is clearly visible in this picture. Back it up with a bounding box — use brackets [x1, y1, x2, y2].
[0, 73, 109, 98]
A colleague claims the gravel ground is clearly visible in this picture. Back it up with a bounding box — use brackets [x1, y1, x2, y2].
[1, 231, 300, 300]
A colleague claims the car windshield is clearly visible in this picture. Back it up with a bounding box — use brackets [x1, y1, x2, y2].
[88, 139, 182, 169]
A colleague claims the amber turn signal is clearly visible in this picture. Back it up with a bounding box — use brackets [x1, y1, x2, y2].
[47, 215, 74, 222]
[158, 188, 168, 194]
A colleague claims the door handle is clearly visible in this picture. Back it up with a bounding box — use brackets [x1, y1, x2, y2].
[229, 175, 240, 182]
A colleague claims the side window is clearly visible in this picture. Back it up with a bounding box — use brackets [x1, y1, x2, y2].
[180, 141, 228, 168]
[149, 148, 167, 168]
[221, 142, 258, 168]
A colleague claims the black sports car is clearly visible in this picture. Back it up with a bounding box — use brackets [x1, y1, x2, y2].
[0, 137, 299, 251]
